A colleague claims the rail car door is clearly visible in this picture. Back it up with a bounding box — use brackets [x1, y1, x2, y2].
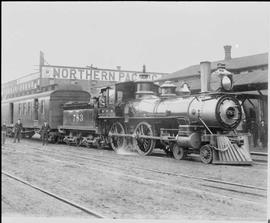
[34, 98, 39, 126]
[9, 103, 14, 124]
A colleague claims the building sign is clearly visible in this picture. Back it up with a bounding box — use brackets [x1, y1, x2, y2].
[41, 65, 166, 82]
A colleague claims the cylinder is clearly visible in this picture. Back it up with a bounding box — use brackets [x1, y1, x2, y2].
[200, 61, 211, 92]
[177, 133, 201, 149]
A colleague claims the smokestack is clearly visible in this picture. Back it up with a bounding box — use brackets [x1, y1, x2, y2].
[200, 61, 211, 92]
[224, 45, 232, 60]
[143, 64, 146, 73]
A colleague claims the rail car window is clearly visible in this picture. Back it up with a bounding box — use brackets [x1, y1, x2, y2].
[40, 100, 45, 114]
[25, 103, 28, 115]
[23, 103, 26, 115]
[42, 100, 45, 114]
[18, 103, 21, 115]
[28, 102, 31, 116]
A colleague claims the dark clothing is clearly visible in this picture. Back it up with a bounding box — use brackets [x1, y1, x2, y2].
[40, 124, 50, 145]
[250, 121, 259, 147]
[99, 95, 106, 107]
[13, 123, 23, 143]
[2, 124, 7, 145]
[260, 123, 268, 148]
[2, 124, 7, 132]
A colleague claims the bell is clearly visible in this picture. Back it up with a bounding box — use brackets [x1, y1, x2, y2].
[179, 83, 190, 94]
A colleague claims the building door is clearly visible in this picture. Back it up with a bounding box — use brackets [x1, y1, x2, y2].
[9, 103, 14, 124]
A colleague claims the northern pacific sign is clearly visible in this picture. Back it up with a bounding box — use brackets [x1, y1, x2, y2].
[41, 65, 166, 82]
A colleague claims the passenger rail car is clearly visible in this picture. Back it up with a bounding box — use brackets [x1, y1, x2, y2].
[1, 84, 90, 140]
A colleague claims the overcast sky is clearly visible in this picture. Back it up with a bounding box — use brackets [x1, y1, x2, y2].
[2, 2, 270, 83]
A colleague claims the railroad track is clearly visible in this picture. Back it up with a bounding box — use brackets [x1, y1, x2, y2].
[12, 136, 268, 167]
[19, 138, 268, 168]
[56, 149, 267, 192]
[250, 152, 268, 156]
[7, 142, 267, 194]
[5, 143, 267, 202]
[2, 171, 107, 219]
[71, 154, 267, 198]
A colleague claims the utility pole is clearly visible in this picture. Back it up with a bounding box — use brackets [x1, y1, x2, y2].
[39, 51, 45, 89]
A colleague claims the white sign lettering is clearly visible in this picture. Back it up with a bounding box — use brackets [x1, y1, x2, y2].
[41, 66, 166, 82]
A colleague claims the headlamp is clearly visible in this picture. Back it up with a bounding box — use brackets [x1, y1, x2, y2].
[221, 75, 233, 91]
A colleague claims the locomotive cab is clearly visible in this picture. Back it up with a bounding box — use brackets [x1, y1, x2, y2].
[97, 86, 117, 117]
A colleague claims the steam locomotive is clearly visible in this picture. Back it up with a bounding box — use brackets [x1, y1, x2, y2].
[60, 62, 252, 165]
[2, 62, 252, 164]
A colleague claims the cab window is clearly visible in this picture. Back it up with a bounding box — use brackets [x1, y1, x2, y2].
[108, 88, 115, 105]
[116, 91, 123, 103]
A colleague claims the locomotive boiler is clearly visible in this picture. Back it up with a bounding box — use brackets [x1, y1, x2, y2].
[129, 93, 242, 131]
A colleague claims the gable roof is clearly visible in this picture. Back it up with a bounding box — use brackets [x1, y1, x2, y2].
[159, 53, 268, 81]
[175, 70, 268, 92]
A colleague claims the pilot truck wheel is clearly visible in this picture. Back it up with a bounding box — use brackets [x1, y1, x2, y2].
[172, 144, 186, 160]
[200, 145, 213, 164]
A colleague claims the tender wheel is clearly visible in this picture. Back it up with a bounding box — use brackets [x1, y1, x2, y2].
[53, 136, 59, 144]
[172, 144, 186, 160]
[133, 122, 156, 156]
[164, 149, 173, 157]
[163, 145, 173, 157]
[26, 132, 35, 139]
[109, 122, 126, 152]
[200, 145, 213, 164]
[75, 138, 82, 147]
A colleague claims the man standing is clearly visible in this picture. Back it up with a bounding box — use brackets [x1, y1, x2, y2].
[250, 120, 259, 148]
[41, 120, 51, 146]
[260, 120, 268, 148]
[98, 88, 107, 108]
[2, 123, 7, 146]
[13, 119, 23, 143]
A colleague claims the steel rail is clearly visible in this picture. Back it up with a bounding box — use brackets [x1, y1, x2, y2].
[17, 145, 267, 192]
[45, 147, 265, 192]
[2, 171, 106, 219]
[250, 152, 268, 156]
[6, 140, 267, 192]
